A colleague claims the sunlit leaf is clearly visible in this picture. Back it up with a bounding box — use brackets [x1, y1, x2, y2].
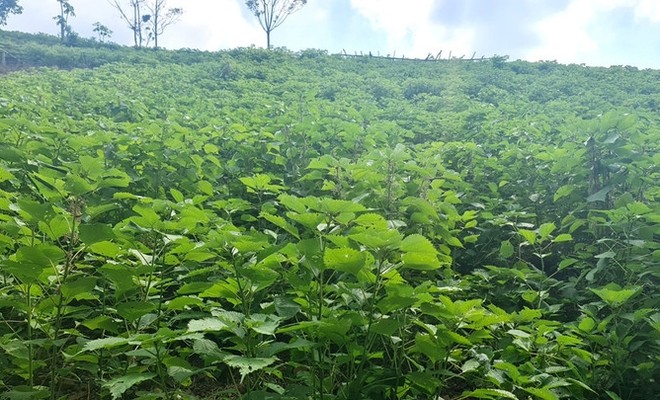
[323, 247, 365, 275]
[463, 388, 518, 399]
[590, 284, 641, 307]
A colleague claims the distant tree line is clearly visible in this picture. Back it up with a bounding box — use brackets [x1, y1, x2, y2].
[0, 0, 309, 50]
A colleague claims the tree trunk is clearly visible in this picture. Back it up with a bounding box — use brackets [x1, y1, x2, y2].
[266, 29, 271, 50]
[59, 3, 65, 41]
[154, 12, 159, 49]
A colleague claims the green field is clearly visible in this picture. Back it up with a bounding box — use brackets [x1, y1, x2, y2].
[0, 33, 658, 400]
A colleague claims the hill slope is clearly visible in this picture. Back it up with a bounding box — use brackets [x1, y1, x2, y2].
[0, 33, 658, 400]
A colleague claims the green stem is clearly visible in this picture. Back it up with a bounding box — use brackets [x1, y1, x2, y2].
[50, 214, 79, 400]
[26, 283, 34, 388]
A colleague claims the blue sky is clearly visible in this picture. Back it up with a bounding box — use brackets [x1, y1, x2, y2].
[5, 0, 660, 69]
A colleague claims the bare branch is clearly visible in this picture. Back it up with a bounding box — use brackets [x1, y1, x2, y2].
[245, 0, 307, 49]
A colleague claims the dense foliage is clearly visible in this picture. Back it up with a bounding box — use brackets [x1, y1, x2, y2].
[0, 39, 658, 400]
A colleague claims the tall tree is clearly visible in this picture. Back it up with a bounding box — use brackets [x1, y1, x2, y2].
[54, 0, 75, 42]
[245, 0, 307, 49]
[0, 0, 22, 26]
[92, 21, 113, 42]
[108, 0, 146, 48]
[143, 0, 182, 49]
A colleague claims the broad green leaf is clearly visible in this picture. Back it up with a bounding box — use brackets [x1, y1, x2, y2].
[4, 244, 65, 283]
[370, 318, 401, 336]
[557, 335, 583, 346]
[187, 318, 228, 332]
[46, 215, 71, 239]
[413, 333, 445, 364]
[65, 175, 95, 195]
[203, 143, 219, 154]
[590, 284, 641, 307]
[116, 301, 157, 322]
[464, 388, 519, 399]
[316, 198, 366, 214]
[499, 240, 514, 258]
[595, 251, 616, 259]
[578, 317, 596, 332]
[0, 166, 15, 182]
[323, 247, 365, 275]
[350, 229, 402, 249]
[16, 199, 54, 224]
[353, 213, 388, 229]
[494, 362, 521, 381]
[81, 316, 119, 333]
[406, 371, 442, 395]
[278, 194, 307, 213]
[606, 391, 624, 400]
[554, 185, 574, 202]
[558, 258, 578, 270]
[88, 241, 122, 257]
[521, 290, 538, 304]
[441, 330, 472, 346]
[223, 355, 277, 381]
[273, 296, 301, 319]
[198, 180, 214, 196]
[246, 314, 281, 336]
[83, 337, 129, 352]
[587, 186, 612, 203]
[461, 359, 481, 373]
[260, 211, 299, 239]
[170, 188, 184, 202]
[79, 223, 116, 244]
[516, 308, 542, 321]
[377, 291, 417, 313]
[100, 264, 138, 298]
[538, 223, 556, 241]
[103, 373, 156, 400]
[0, 387, 49, 399]
[60, 276, 97, 302]
[167, 366, 194, 384]
[519, 229, 536, 244]
[523, 387, 559, 400]
[286, 212, 324, 230]
[167, 296, 205, 310]
[507, 329, 531, 338]
[552, 233, 572, 243]
[400, 234, 440, 270]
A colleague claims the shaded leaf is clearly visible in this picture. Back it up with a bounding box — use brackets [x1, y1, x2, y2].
[103, 373, 156, 400]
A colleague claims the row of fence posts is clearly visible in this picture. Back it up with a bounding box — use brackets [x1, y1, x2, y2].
[338, 49, 499, 62]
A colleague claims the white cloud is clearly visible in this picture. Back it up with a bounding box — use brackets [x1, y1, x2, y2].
[162, 0, 261, 50]
[4, 0, 261, 51]
[526, 0, 600, 63]
[633, 0, 660, 22]
[526, 0, 660, 65]
[3, 0, 659, 67]
[349, 0, 477, 58]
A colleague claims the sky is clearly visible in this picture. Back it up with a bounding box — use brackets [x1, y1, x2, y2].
[4, 0, 660, 69]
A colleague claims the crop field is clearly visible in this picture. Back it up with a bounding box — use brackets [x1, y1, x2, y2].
[0, 44, 658, 399]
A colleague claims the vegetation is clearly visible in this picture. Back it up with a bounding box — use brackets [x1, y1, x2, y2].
[246, 0, 308, 49]
[54, 0, 76, 44]
[0, 33, 658, 400]
[0, 0, 21, 26]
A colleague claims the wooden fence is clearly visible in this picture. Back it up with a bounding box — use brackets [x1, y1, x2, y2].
[0, 47, 25, 72]
[334, 49, 507, 63]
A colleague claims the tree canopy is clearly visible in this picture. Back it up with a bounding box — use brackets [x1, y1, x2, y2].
[245, 0, 307, 49]
[0, 0, 22, 26]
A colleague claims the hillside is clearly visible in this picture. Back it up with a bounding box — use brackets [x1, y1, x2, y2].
[0, 32, 658, 400]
